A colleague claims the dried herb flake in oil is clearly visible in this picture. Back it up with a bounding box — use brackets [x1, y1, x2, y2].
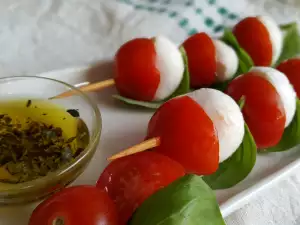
[26, 100, 32, 108]
[67, 109, 80, 118]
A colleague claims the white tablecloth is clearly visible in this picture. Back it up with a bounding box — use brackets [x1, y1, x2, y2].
[1, 0, 300, 224]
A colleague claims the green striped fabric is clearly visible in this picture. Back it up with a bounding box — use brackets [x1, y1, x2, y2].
[117, 0, 240, 36]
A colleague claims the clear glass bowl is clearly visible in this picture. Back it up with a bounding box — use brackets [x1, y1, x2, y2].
[0, 76, 101, 205]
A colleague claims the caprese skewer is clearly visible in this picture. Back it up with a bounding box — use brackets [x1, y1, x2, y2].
[109, 88, 246, 174]
[99, 89, 249, 224]
[55, 32, 240, 99]
[54, 36, 187, 101]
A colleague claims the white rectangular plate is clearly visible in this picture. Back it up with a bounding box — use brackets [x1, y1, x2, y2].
[1, 64, 300, 225]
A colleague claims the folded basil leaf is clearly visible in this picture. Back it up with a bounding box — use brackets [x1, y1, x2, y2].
[276, 22, 300, 66]
[237, 48, 254, 74]
[221, 28, 240, 49]
[129, 175, 226, 225]
[203, 123, 256, 189]
[264, 98, 300, 152]
[114, 47, 190, 109]
[238, 58, 249, 75]
[221, 28, 254, 75]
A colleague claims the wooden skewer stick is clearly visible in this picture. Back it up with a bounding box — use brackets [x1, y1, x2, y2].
[107, 137, 161, 161]
[52, 78, 115, 99]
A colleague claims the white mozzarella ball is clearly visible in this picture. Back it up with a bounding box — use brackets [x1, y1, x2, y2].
[251, 66, 296, 127]
[153, 36, 184, 101]
[187, 88, 245, 162]
[213, 40, 239, 82]
[257, 15, 283, 65]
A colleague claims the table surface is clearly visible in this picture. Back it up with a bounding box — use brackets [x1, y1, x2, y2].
[1, 0, 300, 224]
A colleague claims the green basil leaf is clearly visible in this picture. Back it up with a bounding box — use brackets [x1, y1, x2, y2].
[210, 80, 230, 92]
[129, 175, 226, 225]
[112, 95, 162, 109]
[114, 47, 190, 109]
[203, 123, 256, 189]
[237, 58, 249, 75]
[276, 22, 300, 66]
[221, 28, 254, 75]
[221, 28, 240, 49]
[238, 95, 246, 110]
[264, 98, 300, 152]
[280, 23, 295, 30]
[238, 48, 254, 74]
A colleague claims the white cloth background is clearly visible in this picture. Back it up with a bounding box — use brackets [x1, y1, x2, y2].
[0, 0, 300, 224]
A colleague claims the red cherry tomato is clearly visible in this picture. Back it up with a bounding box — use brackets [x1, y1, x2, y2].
[226, 72, 286, 148]
[147, 95, 219, 174]
[233, 17, 273, 66]
[182, 33, 217, 88]
[114, 38, 160, 101]
[97, 151, 184, 225]
[29, 186, 118, 225]
[277, 58, 300, 98]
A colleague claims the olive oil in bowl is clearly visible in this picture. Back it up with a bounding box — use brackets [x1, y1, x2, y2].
[0, 99, 89, 184]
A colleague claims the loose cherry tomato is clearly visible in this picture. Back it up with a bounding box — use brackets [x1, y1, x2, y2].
[147, 95, 219, 174]
[97, 151, 185, 225]
[114, 38, 160, 101]
[233, 17, 273, 66]
[182, 32, 217, 88]
[226, 72, 286, 148]
[29, 186, 118, 225]
[277, 58, 300, 98]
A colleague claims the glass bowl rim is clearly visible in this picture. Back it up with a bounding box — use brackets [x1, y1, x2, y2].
[0, 75, 101, 195]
